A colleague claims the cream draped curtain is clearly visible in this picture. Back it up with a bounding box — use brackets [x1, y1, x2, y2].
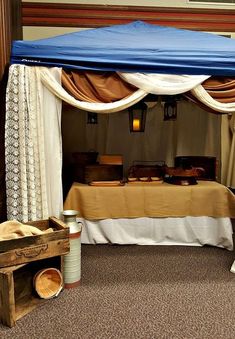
[39, 67, 148, 113]
[5, 64, 235, 221]
[118, 72, 210, 95]
[192, 86, 235, 113]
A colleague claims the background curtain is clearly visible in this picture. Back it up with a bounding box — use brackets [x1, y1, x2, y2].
[221, 114, 235, 188]
[62, 100, 221, 177]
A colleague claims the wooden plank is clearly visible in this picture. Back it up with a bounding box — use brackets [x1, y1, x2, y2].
[0, 1, 22, 223]
[15, 295, 46, 321]
[0, 218, 69, 257]
[0, 256, 63, 327]
[49, 216, 68, 231]
[26, 217, 68, 231]
[0, 217, 69, 268]
[0, 239, 69, 268]
[0, 271, 15, 327]
[21, 3, 235, 14]
[22, 2, 235, 32]
[0, 228, 69, 252]
[0, 231, 68, 252]
[14, 262, 45, 320]
[25, 219, 49, 231]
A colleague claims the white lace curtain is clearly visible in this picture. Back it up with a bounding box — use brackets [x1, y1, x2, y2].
[5, 64, 235, 221]
[5, 65, 62, 222]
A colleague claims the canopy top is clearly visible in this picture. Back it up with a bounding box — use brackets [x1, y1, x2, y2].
[11, 20, 235, 76]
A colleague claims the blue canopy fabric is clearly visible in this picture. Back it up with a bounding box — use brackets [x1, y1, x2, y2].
[11, 21, 235, 76]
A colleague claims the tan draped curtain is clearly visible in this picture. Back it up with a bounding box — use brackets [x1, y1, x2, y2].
[62, 70, 137, 103]
[203, 77, 235, 103]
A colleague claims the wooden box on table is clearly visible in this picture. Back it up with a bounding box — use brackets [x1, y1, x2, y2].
[0, 256, 63, 327]
[73, 164, 123, 184]
[0, 217, 69, 268]
[72, 153, 123, 184]
[174, 156, 217, 181]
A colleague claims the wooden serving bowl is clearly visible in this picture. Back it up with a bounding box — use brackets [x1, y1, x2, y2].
[165, 167, 205, 177]
[33, 268, 63, 299]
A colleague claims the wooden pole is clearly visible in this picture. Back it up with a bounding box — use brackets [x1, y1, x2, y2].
[0, 0, 22, 222]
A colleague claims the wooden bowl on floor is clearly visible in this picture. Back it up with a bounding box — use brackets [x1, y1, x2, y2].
[33, 268, 63, 299]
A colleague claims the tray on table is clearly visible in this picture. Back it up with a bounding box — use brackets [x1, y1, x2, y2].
[89, 180, 125, 187]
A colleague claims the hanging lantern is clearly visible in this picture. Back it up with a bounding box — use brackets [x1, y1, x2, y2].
[87, 112, 98, 124]
[128, 101, 147, 132]
[163, 96, 177, 121]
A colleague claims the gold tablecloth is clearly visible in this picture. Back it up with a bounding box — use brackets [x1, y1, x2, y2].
[64, 181, 235, 220]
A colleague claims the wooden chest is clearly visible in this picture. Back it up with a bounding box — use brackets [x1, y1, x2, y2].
[0, 256, 63, 327]
[72, 151, 98, 165]
[73, 164, 123, 184]
[128, 161, 166, 180]
[174, 156, 217, 180]
[0, 217, 69, 268]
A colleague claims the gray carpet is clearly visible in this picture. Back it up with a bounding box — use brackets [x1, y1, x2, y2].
[1, 244, 235, 339]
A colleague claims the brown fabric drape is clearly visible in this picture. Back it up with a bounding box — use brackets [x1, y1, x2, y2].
[62, 70, 137, 103]
[184, 76, 235, 110]
[203, 77, 235, 103]
[63, 70, 235, 111]
[184, 77, 235, 114]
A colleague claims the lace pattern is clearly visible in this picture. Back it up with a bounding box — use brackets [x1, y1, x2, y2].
[5, 65, 48, 222]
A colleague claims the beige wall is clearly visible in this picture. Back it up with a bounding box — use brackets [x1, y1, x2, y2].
[23, 26, 235, 40]
[23, 27, 88, 40]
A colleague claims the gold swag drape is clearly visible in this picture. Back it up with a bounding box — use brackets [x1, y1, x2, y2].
[62, 70, 137, 103]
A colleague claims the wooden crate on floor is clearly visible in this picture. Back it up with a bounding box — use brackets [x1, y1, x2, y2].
[0, 256, 63, 327]
[0, 217, 69, 268]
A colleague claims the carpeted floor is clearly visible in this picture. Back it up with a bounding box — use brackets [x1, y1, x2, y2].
[1, 244, 235, 339]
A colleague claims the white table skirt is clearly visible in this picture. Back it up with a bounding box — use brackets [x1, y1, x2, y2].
[77, 216, 233, 250]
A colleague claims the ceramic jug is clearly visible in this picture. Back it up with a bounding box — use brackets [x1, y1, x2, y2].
[62, 210, 82, 288]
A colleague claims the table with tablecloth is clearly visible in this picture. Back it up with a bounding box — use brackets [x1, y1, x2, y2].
[64, 181, 235, 250]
